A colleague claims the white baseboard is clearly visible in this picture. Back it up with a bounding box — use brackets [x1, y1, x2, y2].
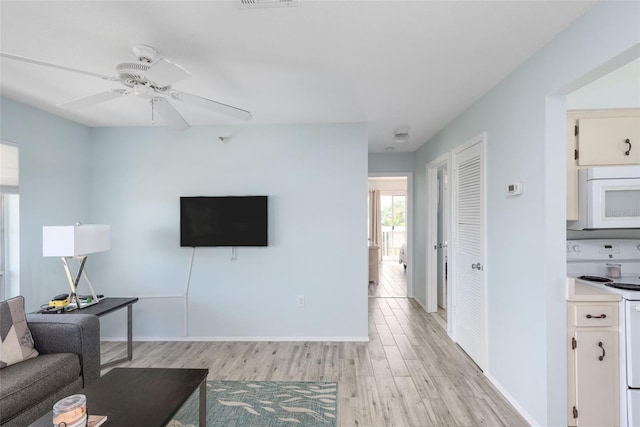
[411, 296, 428, 311]
[101, 336, 370, 342]
[485, 372, 537, 427]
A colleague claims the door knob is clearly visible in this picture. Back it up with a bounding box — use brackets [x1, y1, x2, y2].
[471, 263, 482, 270]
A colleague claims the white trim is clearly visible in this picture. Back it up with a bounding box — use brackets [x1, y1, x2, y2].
[485, 372, 540, 427]
[101, 336, 371, 342]
[452, 132, 485, 155]
[410, 295, 427, 312]
[425, 153, 449, 313]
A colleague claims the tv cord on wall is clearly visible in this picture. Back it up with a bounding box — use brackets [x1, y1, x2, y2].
[133, 246, 195, 337]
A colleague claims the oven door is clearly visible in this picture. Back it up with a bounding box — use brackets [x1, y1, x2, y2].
[587, 177, 640, 229]
[627, 301, 640, 388]
[629, 390, 640, 427]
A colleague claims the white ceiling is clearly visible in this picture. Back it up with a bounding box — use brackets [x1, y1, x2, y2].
[0, 1, 595, 152]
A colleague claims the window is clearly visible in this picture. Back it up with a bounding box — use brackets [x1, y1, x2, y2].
[380, 194, 406, 258]
[0, 141, 19, 300]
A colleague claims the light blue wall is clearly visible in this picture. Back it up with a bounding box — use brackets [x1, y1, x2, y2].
[90, 124, 369, 340]
[567, 57, 640, 109]
[413, 2, 640, 425]
[0, 98, 92, 311]
[368, 152, 414, 173]
[0, 97, 368, 340]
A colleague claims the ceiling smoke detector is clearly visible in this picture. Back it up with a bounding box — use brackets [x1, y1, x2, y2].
[236, 0, 299, 9]
[394, 131, 410, 143]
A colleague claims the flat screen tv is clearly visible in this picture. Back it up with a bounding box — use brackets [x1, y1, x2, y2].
[180, 196, 268, 247]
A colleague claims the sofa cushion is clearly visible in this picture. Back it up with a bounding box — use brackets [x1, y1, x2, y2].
[0, 296, 39, 368]
[0, 352, 80, 422]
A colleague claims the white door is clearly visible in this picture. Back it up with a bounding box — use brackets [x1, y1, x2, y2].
[426, 155, 448, 314]
[452, 135, 485, 370]
[437, 166, 448, 309]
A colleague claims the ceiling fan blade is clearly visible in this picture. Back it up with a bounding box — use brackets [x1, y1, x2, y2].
[0, 52, 119, 81]
[144, 58, 190, 87]
[170, 91, 252, 121]
[153, 97, 190, 131]
[57, 89, 128, 110]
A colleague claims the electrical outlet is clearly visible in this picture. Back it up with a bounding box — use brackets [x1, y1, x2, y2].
[296, 295, 305, 307]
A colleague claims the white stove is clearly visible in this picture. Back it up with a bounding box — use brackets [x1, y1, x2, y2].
[567, 239, 640, 299]
[567, 239, 640, 426]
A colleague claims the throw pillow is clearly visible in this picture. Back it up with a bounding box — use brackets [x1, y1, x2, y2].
[0, 296, 39, 368]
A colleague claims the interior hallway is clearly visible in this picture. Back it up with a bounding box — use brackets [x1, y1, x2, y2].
[369, 259, 407, 298]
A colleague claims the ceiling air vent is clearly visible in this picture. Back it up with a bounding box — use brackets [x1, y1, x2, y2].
[236, 0, 299, 9]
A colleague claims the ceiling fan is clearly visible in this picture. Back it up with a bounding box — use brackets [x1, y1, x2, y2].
[0, 45, 252, 130]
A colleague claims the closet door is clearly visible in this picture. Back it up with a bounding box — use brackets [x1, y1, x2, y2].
[452, 135, 485, 370]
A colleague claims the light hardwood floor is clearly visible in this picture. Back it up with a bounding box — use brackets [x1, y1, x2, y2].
[101, 297, 527, 426]
[369, 260, 407, 298]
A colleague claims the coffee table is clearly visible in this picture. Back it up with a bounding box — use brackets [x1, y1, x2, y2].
[29, 368, 208, 427]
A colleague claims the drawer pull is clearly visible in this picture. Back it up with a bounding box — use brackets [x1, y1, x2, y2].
[586, 314, 606, 319]
[598, 341, 606, 361]
[625, 138, 632, 156]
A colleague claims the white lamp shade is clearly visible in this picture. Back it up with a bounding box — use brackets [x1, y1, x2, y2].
[43, 224, 110, 257]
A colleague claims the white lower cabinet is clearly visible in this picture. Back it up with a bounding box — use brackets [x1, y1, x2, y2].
[568, 302, 619, 427]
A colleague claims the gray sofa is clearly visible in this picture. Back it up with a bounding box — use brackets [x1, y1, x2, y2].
[0, 314, 100, 426]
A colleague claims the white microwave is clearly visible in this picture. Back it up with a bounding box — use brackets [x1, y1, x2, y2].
[568, 165, 640, 230]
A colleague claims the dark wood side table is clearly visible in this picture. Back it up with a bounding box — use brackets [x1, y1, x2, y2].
[29, 368, 209, 427]
[47, 297, 139, 368]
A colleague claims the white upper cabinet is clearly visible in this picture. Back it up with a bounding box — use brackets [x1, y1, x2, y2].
[574, 109, 640, 166]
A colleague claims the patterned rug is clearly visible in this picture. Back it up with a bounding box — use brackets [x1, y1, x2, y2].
[168, 380, 338, 427]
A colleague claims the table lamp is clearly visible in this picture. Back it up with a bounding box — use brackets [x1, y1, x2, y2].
[43, 223, 110, 309]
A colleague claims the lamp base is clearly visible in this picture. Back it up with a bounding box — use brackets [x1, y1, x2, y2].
[61, 256, 101, 308]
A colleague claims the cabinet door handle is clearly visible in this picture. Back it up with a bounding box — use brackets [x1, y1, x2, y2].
[625, 138, 632, 156]
[598, 341, 606, 361]
[586, 314, 607, 319]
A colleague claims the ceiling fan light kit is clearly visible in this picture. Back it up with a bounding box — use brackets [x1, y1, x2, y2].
[0, 45, 252, 130]
[131, 44, 159, 63]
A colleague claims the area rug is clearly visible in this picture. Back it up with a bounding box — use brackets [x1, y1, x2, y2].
[168, 380, 338, 427]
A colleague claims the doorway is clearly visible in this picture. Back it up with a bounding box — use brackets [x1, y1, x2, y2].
[426, 154, 450, 329]
[368, 175, 410, 298]
[0, 141, 20, 301]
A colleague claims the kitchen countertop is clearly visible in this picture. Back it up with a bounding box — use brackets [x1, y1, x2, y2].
[566, 277, 622, 302]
